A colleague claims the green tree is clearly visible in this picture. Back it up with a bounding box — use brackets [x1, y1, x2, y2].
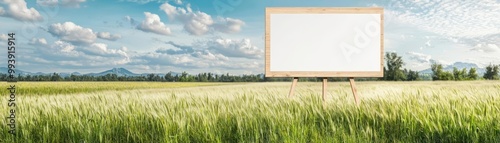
[50, 72, 62, 81]
[453, 67, 458, 80]
[180, 71, 189, 82]
[431, 62, 454, 81]
[70, 74, 79, 81]
[405, 69, 419, 81]
[174, 74, 179, 82]
[17, 74, 23, 81]
[467, 68, 478, 80]
[0, 73, 7, 81]
[452, 67, 464, 81]
[384, 52, 406, 81]
[442, 72, 454, 80]
[483, 64, 499, 80]
[147, 73, 156, 81]
[165, 72, 174, 82]
[105, 73, 118, 81]
[431, 62, 443, 80]
[25, 75, 32, 81]
[207, 73, 214, 81]
[460, 68, 467, 80]
[197, 73, 208, 82]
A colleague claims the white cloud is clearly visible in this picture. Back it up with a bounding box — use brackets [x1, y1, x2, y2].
[192, 50, 229, 61]
[120, 0, 170, 4]
[471, 44, 500, 53]
[88, 43, 107, 54]
[61, 0, 86, 8]
[174, 54, 193, 64]
[0, 34, 7, 42]
[384, 38, 393, 49]
[156, 41, 228, 61]
[138, 50, 257, 70]
[124, 15, 138, 26]
[0, 0, 43, 22]
[182, 12, 213, 35]
[23, 25, 131, 67]
[446, 37, 459, 43]
[48, 22, 123, 44]
[212, 17, 245, 34]
[406, 52, 431, 63]
[32, 57, 51, 64]
[121, 46, 128, 52]
[433, 60, 453, 66]
[156, 41, 194, 54]
[160, 2, 245, 35]
[96, 32, 121, 41]
[36, 0, 87, 8]
[58, 61, 83, 66]
[205, 38, 263, 59]
[137, 12, 172, 36]
[29, 40, 131, 67]
[0, 7, 5, 15]
[36, 0, 58, 6]
[385, 0, 500, 41]
[156, 38, 261, 62]
[53, 40, 78, 54]
[29, 38, 48, 45]
[85, 43, 130, 64]
[233, 61, 260, 69]
[48, 22, 97, 44]
[425, 40, 431, 47]
[160, 3, 213, 35]
[136, 38, 262, 70]
[36, 0, 86, 7]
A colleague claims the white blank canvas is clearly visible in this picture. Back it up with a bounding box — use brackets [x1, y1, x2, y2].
[269, 13, 381, 72]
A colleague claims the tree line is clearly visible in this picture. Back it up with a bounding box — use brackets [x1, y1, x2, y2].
[430, 63, 499, 80]
[0, 72, 264, 82]
[381, 52, 499, 81]
[1, 52, 499, 82]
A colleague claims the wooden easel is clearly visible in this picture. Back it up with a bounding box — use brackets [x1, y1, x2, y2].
[288, 77, 360, 105]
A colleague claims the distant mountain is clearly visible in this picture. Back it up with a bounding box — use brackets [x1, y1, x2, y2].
[0, 67, 181, 77]
[1, 67, 86, 77]
[419, 62, 486, 75]
[450, 62, 480, 69]
[87, 68, 139, 77]
[84, 68, 180, 77]
[59, 72, 82, 77]
[0, 67, 8, 74]
[0, 67, 32, 75]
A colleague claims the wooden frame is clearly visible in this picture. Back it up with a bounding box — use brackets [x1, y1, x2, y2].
[265, 7, 384, 77]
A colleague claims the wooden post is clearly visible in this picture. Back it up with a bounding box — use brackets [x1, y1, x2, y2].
[322, 77, 327, 101]
[289, 77, 299, 97]
[349, 77, 359, 105]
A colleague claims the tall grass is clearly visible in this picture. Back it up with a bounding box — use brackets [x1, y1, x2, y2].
[1, 81, 499, 142]
[0, 82, 229, 96]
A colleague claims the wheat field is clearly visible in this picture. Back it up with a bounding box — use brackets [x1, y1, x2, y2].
[1, 81, 500, 142]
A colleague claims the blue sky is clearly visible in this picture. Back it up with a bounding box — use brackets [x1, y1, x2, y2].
[1, 0, 499, 74]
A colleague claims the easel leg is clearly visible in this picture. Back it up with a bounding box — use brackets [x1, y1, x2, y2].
[322, 77, 327, 101]
[349, 77, 359, 105]
[289, 77, 299, 97]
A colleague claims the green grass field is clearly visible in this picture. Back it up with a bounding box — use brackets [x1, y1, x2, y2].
[1, 81, 500, 142]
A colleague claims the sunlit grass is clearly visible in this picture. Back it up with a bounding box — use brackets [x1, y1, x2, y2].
[0, 82, 231, 96]
[1, 81, 499, 142]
